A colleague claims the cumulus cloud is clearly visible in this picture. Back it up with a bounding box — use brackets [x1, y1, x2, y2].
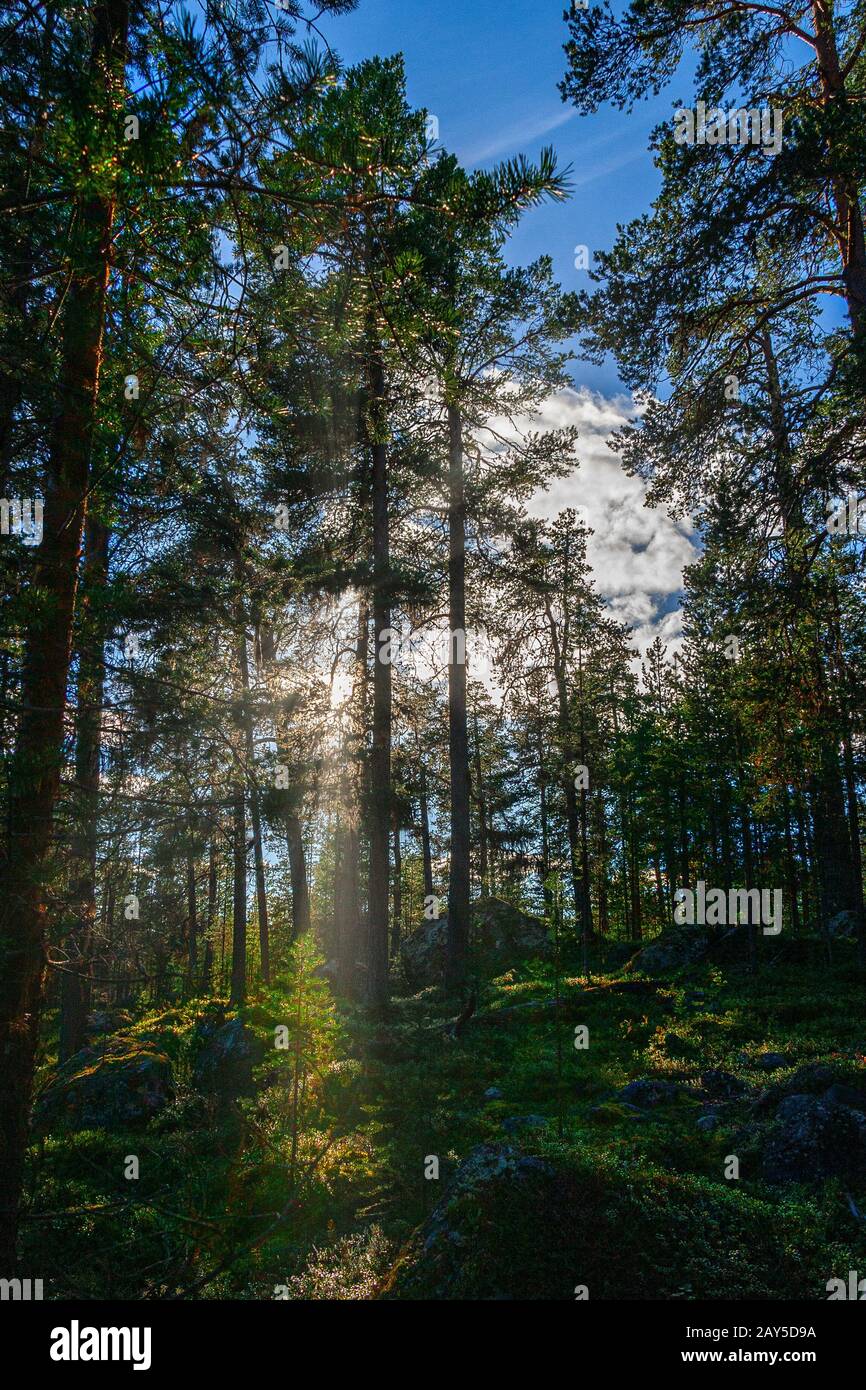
[510, 386, 697, 659]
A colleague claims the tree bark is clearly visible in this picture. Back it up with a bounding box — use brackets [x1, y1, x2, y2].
[186, 850, 198, 982]
[365, 332, 391, 1009]
[336, 601, 368, 996]
[419, 762, 434, 899]
[472, 709, 489, 898]
[810, 0, 866, 335]
[201, 838, 217, 990]
[230, 791, 247, 1006]
[391, 820, 402, 959]
[445, 401, 471, 990]
[0, 0, 129, 1270]
[237, 626, 269, 984]
[286, 812, 310, 939]
[60, 514, 110, 1062]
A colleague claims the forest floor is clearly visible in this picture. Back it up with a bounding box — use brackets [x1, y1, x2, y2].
[22, 931, 866, 1300]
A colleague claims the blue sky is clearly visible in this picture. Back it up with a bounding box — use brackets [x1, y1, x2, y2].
[316, 0, 698, 654]
[317, 0, 688, 398]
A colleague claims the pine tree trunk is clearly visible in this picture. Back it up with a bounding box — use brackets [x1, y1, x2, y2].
[336, 602, 368, 995]
[654, 856, 666, 927]
[237, 627, 269, 983]
[629, 800, 642, 942]
[419, 763, 434, 899]
[286, 812, 310, 939]
[538, 725, 552, 915]
[201, 839, 217, 989]
[186, 851, 198, 982]
[0, 0, 129, 1270]
[782, 783, 801, 935]
[60, 514, 110, 1062]
[230, 791, 247, 1006]
[445, 401, 471, 990]
[391, 821, 402, 958]
[763, 329, 859, 929]
[366, 338, 391, 1009]
[472, 710, 489, 898]
[595, 792, 610, 933]
[810, 0, 866, 334]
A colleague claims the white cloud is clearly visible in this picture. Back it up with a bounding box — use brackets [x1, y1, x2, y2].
[513, 386, 697, 658]
[461, 107, 577, 166]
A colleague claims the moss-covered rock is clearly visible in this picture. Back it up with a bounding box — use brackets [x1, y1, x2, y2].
[36, 1041, 174, 1134]
[400, 897, 551, 988]
[761, 1093, 866, 1184]
[626, 927, 713, 975]
[384, 1144, 850, 1300]
[192, 1013, 264, 1096]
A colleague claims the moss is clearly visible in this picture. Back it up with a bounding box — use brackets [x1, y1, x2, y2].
[387, 1146, 865, 1300]
[24, 946, 866, 1299]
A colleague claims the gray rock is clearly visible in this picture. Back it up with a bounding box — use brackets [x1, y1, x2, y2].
[483, 1087, 504, 1101]
[697, 1114, 720, 1132]
[626, 928, 712, 976]
[86, 1008, 133, 1035]
[589, 1101, 648, 1122]
[762, 1094, 866, 1183]
[422, 1144, 555, 1254]
[400, 897, 551, 988]
[617, 1078, 681, 1108]
[823, 1083, 866, 1112]
[756, 1052, 789, 1071]
[756, 1045, 789, 1067]
[827, 910, 858, 938]
[752, 1062, 841, 1114]
[193, 1015, 264, 1096]
[502, 1114, 548, 1133]
[37, 1042, 174, 1133]
[700, 1069, 752, 1102]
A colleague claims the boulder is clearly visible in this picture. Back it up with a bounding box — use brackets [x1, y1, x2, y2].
[400, 897, 550, 988]
[823, 1083, 866, 1111]
[752, 1061, 843, 1113]
[36, 1042, 174, 1133]
[85, 1008, 133, 1036]
[827, 910, 858, 938]
[755, 1052, 790, 1072]
[397, 1143, 556, 1295]
[501, 1114, 548, 1134]
[401, 917, 448, 988]
[617, 1078, 681, 1108]
[589, 1101, 648, 1123]
[625, 927, 712, 976]
[700, 1070, 752, 1103]
[192, 1015, 264, 1096]
[762, 1094, 866, 1184]
[383, 1141, 825, 1299]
